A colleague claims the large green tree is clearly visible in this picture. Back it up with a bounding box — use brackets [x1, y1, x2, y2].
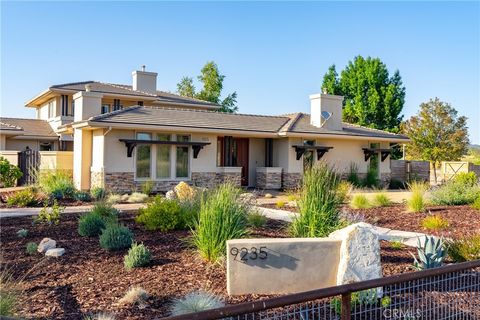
[321, 56, 405, 132]
[402, 98, 469, 182]
[177, 61, 238, 113]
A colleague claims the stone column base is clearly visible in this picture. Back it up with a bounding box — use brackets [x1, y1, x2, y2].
[282, 172, 303, 190]
[256, 167, 282, 189]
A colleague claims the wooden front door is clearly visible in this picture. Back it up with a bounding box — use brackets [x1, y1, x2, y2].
[235, 138, 249, 186]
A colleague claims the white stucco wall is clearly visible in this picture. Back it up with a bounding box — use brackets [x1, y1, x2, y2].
[103, 129, 135, 173]
[190, 133, 217, 173]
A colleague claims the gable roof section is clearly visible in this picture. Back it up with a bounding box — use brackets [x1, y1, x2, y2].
[0, 117, 57, 138]
[90, 106, 290, 133]
[87, 106, 409, 141]
[48, 81, 220, 109]
[287, 113, 409, 140]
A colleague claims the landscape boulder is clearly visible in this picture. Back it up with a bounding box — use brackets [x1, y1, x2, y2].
[45, 248, 65, 257]
[329, 222, 382, 286]
[165, 190, 177, 200]
[37, 238, 56, 253]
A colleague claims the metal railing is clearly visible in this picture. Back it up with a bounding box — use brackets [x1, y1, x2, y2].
[163, 260, 480, 320]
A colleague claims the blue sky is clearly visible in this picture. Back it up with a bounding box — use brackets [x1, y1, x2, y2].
[1, 1, 479, 143]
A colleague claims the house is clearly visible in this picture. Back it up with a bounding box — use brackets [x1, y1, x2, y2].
[1, 67, 409, 191]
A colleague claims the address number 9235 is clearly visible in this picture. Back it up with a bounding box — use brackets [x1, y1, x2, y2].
[230, 246, 267, 261]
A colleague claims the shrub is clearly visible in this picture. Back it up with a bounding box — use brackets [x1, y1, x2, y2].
[372, 193, 391, 207]
[136, 196, 182, 231]
[124, 242, 151, 270]
[275, 200, 285, 208]
[431, 180, 479, 206]
[17, 229, 28, 238]
[7, 188, 38, 207]
[178, 194, 202, 229]
[421, 215, 449, 231]
[350, 194, 371, 209]
[247, 210, 267, 228]
[347, 163, 361, 187]
[454, 172, 477, 186]
[446, 235, 480, 262]
[406, 181, 428, 212]
[290, 163, 342, 238]
[0, 271, 19, 317]
[390, 240, 404, 250]
[90, 187, 106, 201]
[473, 195, 480, 210]
[141, 180, 154, 195]
[339, 209, 365, 225]
[106, 193, 122, 204]
[78, 212, 106, 237]
[118, 286, 149, 305]
[35, 200, 64, 225]
[192, 183, 249, 262]
[412, 236, 445, 270]
[170, 291, 224, 316]
[99, 224, 133, 251]
[126, 192, 149, 203]
[0, 157, 22, 187]
[37, 170, 75, 199]
[91, 202, 119, 223]
[337, 181, 353, 204]
[26, 242, 38, 255]
[362, 166, 379, 188]
[74, 191, 91, 202]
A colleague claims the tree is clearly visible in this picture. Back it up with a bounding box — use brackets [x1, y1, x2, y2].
[321, 56, 405, 132]
[177, 61, 238, 113]
[402, 98, 469, 182]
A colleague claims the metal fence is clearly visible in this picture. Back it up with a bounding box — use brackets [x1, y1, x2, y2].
[163, 260, 480, 320]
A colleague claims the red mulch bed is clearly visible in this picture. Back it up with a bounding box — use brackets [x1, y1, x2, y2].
[0, 212, 414, 319]
[359, 205, 480, 239]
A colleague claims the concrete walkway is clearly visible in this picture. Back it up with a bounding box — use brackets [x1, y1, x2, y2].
[0, 203, 145, 218]
[255, 206, 430, 248]
[0, 202, 429, 248]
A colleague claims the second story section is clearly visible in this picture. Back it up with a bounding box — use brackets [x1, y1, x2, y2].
[24, 67, 221, 132]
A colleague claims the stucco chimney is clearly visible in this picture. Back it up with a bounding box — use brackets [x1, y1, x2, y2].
[132, 66, 158, 94]
[309, 93, 344, 131]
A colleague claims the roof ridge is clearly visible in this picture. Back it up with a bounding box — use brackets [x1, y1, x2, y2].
[99, 82, 157, 97]
[50, 81, 94, 89]
[342, 122, 400, 135]
[89, 105, 143, 121]
[279, 112, 303, 133]
[141, 105, 291, 119]
[0, 117, 49, 122]
[155, 90, 219, 105]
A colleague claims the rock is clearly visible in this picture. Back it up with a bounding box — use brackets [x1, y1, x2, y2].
[264, 193, 274, 199]
[329, 223, 382, 288]
[165, 190, 177, 200]
[174, 181, 196, 201]
[37, 238, 56, 253]
[45, 248, 65, 257]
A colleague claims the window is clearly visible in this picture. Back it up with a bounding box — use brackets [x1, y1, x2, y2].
[176, 135, 190, 178]
[136, 133, 151, 179]
[369, 143, 380, 176]
[61, 95, 69, 116]
[113, 99, 122, 111]
[134, 133, 191, 180]
[137, 101, 144, 106]
[303, 140, 315, 171]
[48, 101, 54, 118]
[156, 134, 171, 178]
[40, 142, 53, 151]
[101, 104, 111, 114]
[71, 100, 75, 116]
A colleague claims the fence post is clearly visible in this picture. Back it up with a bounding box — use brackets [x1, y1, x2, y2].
[341, 292, 351, 320]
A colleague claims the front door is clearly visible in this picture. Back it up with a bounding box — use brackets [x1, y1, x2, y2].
[235, 138, 249, 186]
[218, 137, 249, 186]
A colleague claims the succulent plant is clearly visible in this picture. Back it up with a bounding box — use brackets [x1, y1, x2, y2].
[412, 236, 446, 270]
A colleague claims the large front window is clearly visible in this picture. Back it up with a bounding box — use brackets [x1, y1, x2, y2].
[135, 133, 191, 180]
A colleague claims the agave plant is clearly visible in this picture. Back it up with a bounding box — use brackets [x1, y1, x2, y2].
[411, 236, 446, 270]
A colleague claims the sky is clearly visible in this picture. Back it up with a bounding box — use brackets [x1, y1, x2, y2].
[1, 1, 479, 143]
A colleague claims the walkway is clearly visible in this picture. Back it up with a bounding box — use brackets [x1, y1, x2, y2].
[0, 203, 145, 218]
[255, 206, 430, 248]
[1, 202, 428, 248]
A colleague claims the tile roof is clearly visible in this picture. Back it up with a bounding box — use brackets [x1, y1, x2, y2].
[88, 106, 409, 140]
[90, 106, 290, 133]
[50, 81, 220, 108]
[0, 118, 57, 137]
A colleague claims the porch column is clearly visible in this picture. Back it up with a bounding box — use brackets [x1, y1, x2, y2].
[73, 129, 92, 190]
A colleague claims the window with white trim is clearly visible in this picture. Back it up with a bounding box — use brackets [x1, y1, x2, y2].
[101, 104, 111, 114]
[134, 133, 191, 180]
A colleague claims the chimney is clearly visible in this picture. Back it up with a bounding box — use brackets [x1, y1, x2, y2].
[132, 66, 158, 94]
[309, 92, 344, 131]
